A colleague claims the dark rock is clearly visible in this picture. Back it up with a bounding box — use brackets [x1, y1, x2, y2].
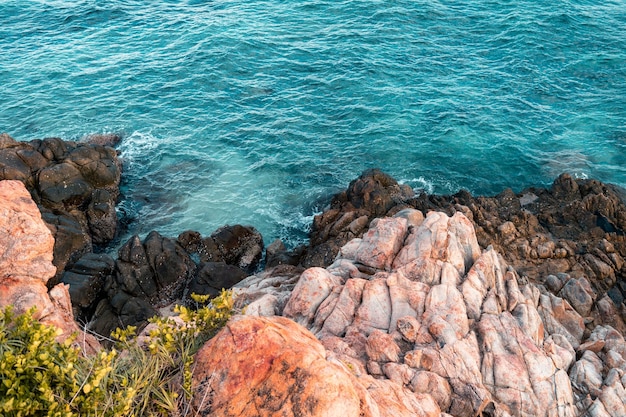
[87, 189, 117, 244]
[114, 232, 196, 307]
[61, 253, 115, 321]
[114, 235, 158, 301]
[342, 168, 414, 216]
[302, 169, 414, 268]
[15, 147, 49, 173]
[551, 173, 580, 201]
[178, 230, 203, 254]
[36, 137, 70, 161]
[89, 295, 157, 341]
[265, 239, 306, 268]
[186, 262, 248, 301]
[84, 133, 122, 147]
[0, 148, 31, 182]
[88, 299, 122, 342]
[200, 225, 264, 273]
[144, 231, 196, 304]
[0, 134, 122, 279]
[41, 211, 92, 287]
[116, 294, 158, 330]
[67, 145, 121, 196]
[607, 287, 624, 306]
[38, 162, 93, 208]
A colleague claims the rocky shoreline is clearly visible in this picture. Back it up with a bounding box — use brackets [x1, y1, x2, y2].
[2, 134, 626, 416]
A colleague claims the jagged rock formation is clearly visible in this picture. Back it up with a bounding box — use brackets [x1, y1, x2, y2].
[296, 171, 626, 336]
[221, 209, 626, 417]
[303, 169, 414, 267]
[192, 314, 441, 417]
[408, 174, 626, 321]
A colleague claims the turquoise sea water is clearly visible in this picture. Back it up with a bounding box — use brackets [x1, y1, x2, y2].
[1, 0, 625, 247]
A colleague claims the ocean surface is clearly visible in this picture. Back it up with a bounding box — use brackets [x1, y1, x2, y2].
[1, 0, 625, 248]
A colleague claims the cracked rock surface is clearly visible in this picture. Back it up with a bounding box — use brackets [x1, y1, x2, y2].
[203, 209, 626, 417]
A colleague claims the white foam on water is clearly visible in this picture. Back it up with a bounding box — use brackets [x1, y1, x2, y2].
[400, 177, 435, 195]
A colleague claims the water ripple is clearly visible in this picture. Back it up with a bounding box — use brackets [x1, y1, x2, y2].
[1, 0, 625, 246]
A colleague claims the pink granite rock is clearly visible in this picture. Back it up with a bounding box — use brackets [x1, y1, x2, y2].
[339, 216, 409, 271]
[0, 180, 56, 282]
[283, 267, 343, 327]
[0, 180, 99, 353]
[231, 210, 621, 416]
[191, 315, 441, 417]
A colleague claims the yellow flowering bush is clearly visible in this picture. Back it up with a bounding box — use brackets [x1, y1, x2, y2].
[0, 290, 235, 417]
[0, 306, 127, 416]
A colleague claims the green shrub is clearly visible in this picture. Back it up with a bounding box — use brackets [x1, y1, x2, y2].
[0, 290, 235, 417]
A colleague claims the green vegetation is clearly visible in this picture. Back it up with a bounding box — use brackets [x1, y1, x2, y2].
[0, 291, 235, 417]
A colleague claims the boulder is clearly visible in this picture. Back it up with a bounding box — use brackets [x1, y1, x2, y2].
[0, 134, 122, 280]
[303, 169, 414, 268]
[202, 224, 264, 272]
[265, 239, 306, 268]
[114, 231, 196, 307]
[191, 315, 440, 417]
[41, 210, 92, 286]
[61, 252, 115, 321]
[86, 188, 117, 244]
[0, 180, 99, 353]
[179, 225, 264, 273]
[185, 262, 248, 300]
[0, 180, 56, 282]
[232, 265, 304, 317]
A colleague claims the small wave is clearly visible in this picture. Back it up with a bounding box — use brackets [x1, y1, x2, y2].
[400, 177, 435, 195]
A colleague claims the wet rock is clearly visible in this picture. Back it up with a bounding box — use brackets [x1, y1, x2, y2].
[180, 225, 264, 273]
[38, 162, 93, 208]
[265, 239, 306, 268]
[0, 134, 122, 279]
[61, 252, 115, 321]
[83, 133, 122, 147]
[185, 262, 248, 300]
[204, 224, 264, 272]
